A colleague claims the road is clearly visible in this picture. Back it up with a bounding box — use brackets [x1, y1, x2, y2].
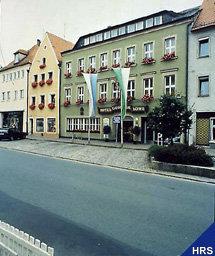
[0, 148, 214, 256]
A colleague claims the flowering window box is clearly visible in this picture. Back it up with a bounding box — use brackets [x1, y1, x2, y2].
[31, 82, 38, 88]
[76, 70, 84, 77]
[141, 94, 154, 103]
[142, 57, 156, 65]
[98, 98, 107, 104]
[111, 97, 120, 104]
[64, 100, 70, 107]
[87, 67, 96, 74]
[38, 103, 45, 110]
[127, 95, 135, 103]
[46, 79, 53, 85]
[99, 66, 108, 72]
[112, 63, 120, 68]
[161, 52, 177, 61]
[29, 104, 36, 110]
[48, 102, 55, 110]
[124, 61, 135, 68]
[64, 72, 72, 78]
[39, 80, 45, 87]
[76, 99, 83, 105]
[39, 64, 46, 69]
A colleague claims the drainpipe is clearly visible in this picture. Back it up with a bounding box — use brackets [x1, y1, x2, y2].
[58, 62, 62, 138]
[26, 67, 30, 133]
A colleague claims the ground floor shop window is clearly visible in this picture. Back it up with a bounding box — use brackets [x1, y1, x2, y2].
[36, 118, 44, 132]
[66, 118, 100, 132]
[47, 118, 56, 132]
[210, 118, 215, 141]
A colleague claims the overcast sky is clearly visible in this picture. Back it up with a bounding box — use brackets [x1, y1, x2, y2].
[0, 0, 202, 65]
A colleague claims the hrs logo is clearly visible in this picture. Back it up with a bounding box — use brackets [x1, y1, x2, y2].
[192, 247, 214, 255]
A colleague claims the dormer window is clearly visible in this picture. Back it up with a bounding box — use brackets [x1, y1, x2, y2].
[145, 18, 153, 28]
[14, 54, 20, 64]
[154, 16, 162, 25]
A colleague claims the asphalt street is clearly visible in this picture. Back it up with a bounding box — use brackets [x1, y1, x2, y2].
[0, 148, 214, 256]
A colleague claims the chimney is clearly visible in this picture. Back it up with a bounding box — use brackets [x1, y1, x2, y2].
[37, 39, 41, 46]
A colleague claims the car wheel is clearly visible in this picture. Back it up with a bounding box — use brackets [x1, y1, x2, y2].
[10, 136, 14, 141]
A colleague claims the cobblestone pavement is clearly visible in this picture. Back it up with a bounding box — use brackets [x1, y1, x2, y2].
[0, 138, 215, 184]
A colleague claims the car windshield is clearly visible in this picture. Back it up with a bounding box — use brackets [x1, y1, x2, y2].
[0, 128, 9, 132]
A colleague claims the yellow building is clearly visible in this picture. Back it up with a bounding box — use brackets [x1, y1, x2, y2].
[28, 32, 73, 138]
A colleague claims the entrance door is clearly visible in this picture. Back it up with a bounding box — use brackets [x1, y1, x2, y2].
[117, 116, 134, 143]
[141, 117, 153, 144]
[30, 119, 33, 134]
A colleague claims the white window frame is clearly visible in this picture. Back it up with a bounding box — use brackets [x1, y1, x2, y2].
[198, 37, 209, 58]
[143, 77, 154, 96]
[145, 18, 153, 28]
[36, 118, 44, 133]
[65, 88, 72, 101]
[154, 16, 162, 25]
[127, 46, 135, 63]
[144, 42, 154, 59]
[89, 56, 96, 68]
[210, 118, 215, 141]
[127, 80, 135, 97]
[127, 24, 136, 33]
[113, 50, 120, 65]
[47, 118, 56, 133]
[164, 74, 176, 95]
[164, 37, 176, 54]
[20, 90, 24, 99]
[100, 53, 108, 67]
[66, 62, 72, 74]
[112, 82, 120, 99]
[77, 86, 84, 102]
[78, 58, 84, 71]
[199, 76, 209, 97]
[99, 83, 107, 99]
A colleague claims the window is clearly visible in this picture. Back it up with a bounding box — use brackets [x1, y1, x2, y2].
[34, 75, 38, 82]
[89, 56, 96, 68]
[48, 72, 53, 79]
[50, 94, 55, 104]
[66, 62, 71, 74]
[2, 74, 5, 82]
[42, 58, 46, 65]
[127, 24, 136, 33]
[99, 83, 107, 99]
[199, 38, 209, 57]
[78, 58, 84, 71]
[143, 78, 153, 96]
[2, 92, 5, 101]
[210, 118, 215, 141]
[90, 35, 96, 44]
[9, 73, 12, 81]
[47, 118, 56, 133]
[96, 33, 103, 42]
[7, 91, 10, 100]
[40, 95, 45, 104]
[154, 16, 162, 25]
[113, 50, 120, 65]
[127, 80, 135, 97]
[145, 18, 153, 28]
[144, 42, 154, 58]
[165, 75, 176, 95]
[100, 53, 108, 68]
[111, 29, 118, 38]
[136, 21, 144, 30]
[127, 47, 135, 63]
[17, 71, 20, 79]
[165, 37, 176, 54]
[6, 74, 9, 82]
[77, 86, 84, 102]
[84, 37, 89, 45]
[66, 118, 100, 132]
[14, 72, 16, 80]
[41, 74, 45, 81]
[14, 90, 18, 100]
[199, 76, 209, 96]
[112, 82, 120, 98]
[104, 31, 110, 40]
[65, 88, 71, 101]
[119, 27, 126, 35]
[31, 96, 36, 105]
[36, 118, 44, 132]
[14, 54, 19, 64]
[21, 70, 24, 78]
[20, 90, 24, 99]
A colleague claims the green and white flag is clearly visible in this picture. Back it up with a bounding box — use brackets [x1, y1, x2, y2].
[113, 68, 130, 119]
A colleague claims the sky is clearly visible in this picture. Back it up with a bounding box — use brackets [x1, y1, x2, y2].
[0, 0, 202, 65]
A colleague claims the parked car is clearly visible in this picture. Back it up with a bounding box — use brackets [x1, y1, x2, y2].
[0, 128, 27, 141]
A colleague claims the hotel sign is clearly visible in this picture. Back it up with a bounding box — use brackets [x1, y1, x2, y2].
[98, 105, 147, 115]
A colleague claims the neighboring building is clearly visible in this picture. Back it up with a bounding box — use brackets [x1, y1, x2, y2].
[0, 44, 39, 132]
[60, 7, 198, 143]
[188, 0, 215, 146]
[28, 32, 73, 138]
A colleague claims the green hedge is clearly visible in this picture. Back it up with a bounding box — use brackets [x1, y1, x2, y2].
[148, 144, 213, 167]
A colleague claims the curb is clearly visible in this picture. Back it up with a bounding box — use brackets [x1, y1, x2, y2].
[0, 145, 215, 185]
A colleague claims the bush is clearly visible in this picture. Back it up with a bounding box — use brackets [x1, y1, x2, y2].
[148, 144, 213, 167]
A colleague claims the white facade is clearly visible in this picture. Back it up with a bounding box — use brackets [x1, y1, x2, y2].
[0, 64, 30, 132]
[188, 26, 215, 145]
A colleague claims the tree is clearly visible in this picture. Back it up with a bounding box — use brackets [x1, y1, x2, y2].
[147, 95, 192, 143]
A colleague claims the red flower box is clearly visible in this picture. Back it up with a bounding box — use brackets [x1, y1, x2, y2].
[48, 102, 55, 110]
[46, 79, 53, 85]
[39, 64, 46, 69]
[98, 98, 106, 104]
[64, 100, 70, 107]
[87, 67, 96, 73]
[111, 97, 120, 104]
[127, 95, 134, 102]
[124, 61, 135, 67]
[141, 94, 154, 103]
[99, 66, 108, 71]
[76, 70, 84, 76]
[142, 57, 155, 65]
[64, 72, 72, 78]
[112, 63, 120, 68]
[76, 99, 83, 105]
[38, 103, 45, 110]
[32, 82, 38, 88]
[161, 52, 176, 61]
[39, 80, 45, 87]
[29, 104, 36, 110]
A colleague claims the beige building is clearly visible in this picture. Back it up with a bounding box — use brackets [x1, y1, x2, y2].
[28, 32, 73, 138]
[0, 44, 38, 132]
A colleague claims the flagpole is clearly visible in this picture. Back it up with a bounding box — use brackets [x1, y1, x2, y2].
[121, 96, 123, 147]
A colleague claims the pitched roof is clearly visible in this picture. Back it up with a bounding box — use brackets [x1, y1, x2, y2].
[46, 32, 74, 61]
[192, 0, 215, 30]
[0, 44, 39, 72]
